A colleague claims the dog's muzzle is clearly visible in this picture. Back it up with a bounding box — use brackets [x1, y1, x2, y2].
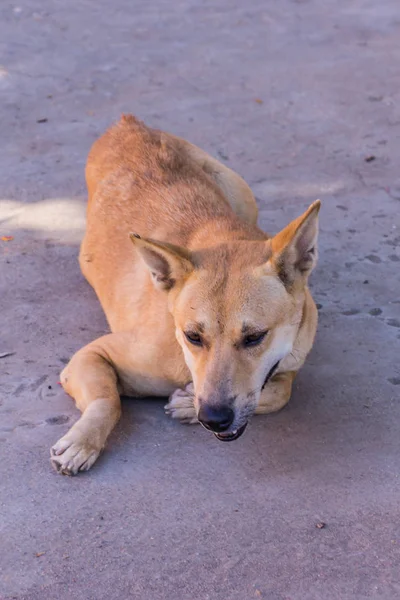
[214, 422, 248, 442]
[198, 404, 247, 441]
[212, 360, 281, 442]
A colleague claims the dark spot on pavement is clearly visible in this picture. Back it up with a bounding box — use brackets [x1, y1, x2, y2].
[389, 254, 400, 262]
[217, 150, 229, 161]
[336, 205, 348, 211]
[365, 254, 381, 263]
[369, 308, 382, 316]
[388, 185, 400, 200]
[388, 378, 400, 386]
[316, 303, 323, 310]
[30, 375, 48, 391]
[387, 319, 400, 328]
[342, 309, 360, 316]
[363, 280, 369, 284]
[46, 415, 70, 425]
[59, 357, 69, 364]
[365, 155, 376, 162]
[382, 237, 400, 248]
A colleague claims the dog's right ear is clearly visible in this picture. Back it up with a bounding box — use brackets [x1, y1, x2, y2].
[130, 234, 194, 290]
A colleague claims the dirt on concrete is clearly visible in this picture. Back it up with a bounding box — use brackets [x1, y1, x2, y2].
[1, 1, 400, 599]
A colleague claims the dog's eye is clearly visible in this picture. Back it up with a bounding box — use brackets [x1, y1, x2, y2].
[184, 331, 203, 346]
[243, 331, 268, 347]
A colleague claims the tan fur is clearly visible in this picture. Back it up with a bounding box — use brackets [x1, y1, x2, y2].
[50, 115, 320, 475]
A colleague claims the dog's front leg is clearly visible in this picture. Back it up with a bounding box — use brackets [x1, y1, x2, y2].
[50, 336, 122, 475]
[164, 383, 197, 424]
[51, 332, 189, 475]
[255, 371, 296, 415]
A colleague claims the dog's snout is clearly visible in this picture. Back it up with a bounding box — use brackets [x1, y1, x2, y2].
[198, 404, 234, 432]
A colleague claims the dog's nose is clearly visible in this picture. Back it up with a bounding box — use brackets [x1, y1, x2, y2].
[198, 405, 234, 432]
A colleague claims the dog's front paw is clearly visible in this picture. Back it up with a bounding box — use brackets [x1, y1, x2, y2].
[50, 434, 101, 476]
[165, 383, 198, 424]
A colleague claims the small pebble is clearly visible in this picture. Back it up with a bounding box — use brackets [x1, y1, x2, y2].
[342, 309, 360, 316]
[365, 254, 381, 264]
[316, 522, 326, 529]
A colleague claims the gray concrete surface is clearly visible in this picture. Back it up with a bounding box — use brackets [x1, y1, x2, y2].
[1, 0, 400, 598]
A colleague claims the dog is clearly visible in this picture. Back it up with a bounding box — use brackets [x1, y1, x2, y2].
[50, 115, 320, 475]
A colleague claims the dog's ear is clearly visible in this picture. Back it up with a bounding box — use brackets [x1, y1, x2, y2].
[130, 234, 193, 290]
[270, 200, 321, 288]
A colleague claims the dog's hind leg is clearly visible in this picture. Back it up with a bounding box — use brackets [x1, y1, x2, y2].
[255, 371, 296, 415]
[169, 134, 258, 226]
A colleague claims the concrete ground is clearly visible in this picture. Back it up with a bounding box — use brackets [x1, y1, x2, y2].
[1, 0, 400, 598]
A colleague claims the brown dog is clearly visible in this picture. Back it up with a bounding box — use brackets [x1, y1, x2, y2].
[51, 115, 320, 475]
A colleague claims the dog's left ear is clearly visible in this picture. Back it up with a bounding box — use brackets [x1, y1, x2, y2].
[130, 234, 194, 290]
[270, 200, 321, 288]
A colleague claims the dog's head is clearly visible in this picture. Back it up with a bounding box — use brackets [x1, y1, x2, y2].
[130, 201, 320, 440]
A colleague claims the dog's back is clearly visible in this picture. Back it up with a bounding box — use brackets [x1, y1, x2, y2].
[86, 116, 181, 200]
[85, 115, 229, 219]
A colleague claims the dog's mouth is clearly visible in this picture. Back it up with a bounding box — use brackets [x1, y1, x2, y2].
[214, 422, 248, 442]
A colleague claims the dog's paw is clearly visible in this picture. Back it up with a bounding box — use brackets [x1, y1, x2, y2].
[50, 435, 101, 476]
[165, 383, 198, 424]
